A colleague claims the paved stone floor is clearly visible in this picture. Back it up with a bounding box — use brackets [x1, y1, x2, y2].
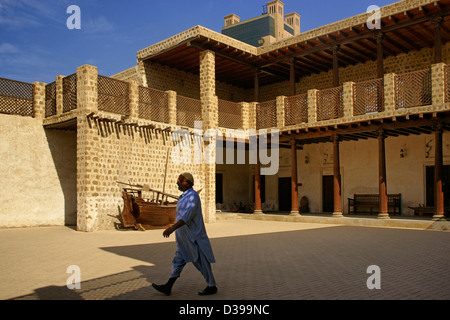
[0, 218, 449, 302]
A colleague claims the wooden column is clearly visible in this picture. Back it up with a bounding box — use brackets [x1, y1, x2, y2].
[254, 68, 260, 102]
[431, 16, 443, 64]
[433, 123, 445, 220]
[254, 142, 263, 214]
[290, 138, 300, 215]
[374, 31, 384, 79]
[332, 45, 340, 87]
[332, 134, 343, 217]
[289, 58, 296, 96]
[378, 129, 390, 219]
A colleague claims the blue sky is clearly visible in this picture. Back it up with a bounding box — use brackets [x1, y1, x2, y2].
[0, 0, 397, 84]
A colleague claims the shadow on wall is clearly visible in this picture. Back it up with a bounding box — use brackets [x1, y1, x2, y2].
[45, 129, 77, 226]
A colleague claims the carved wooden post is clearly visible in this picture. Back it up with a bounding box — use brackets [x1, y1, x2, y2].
[332, 45, 340, 87]
[378, 129, 390, 219]
[290, 138, 300, 216]
[289, 58, 296, 96]
[332, 134, 343, 217]
[431, 16, 443, 64]
[254, 68, 260, 102]
[433, 122, 445, 220]
[374, 31, 385, 79]
[254, 142, 263, 214]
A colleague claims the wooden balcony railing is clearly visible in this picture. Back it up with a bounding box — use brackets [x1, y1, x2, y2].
[176, 94, 202, 128]
[395, 68, 431, 109]
[256, 100, 277, 129]
[1, 65, 447, 131]
[138, 86, 169, 123]
[218, 99, 242, 129]
[0, 77, 34, 117]
[285, 94, 307, 125]
[97, 75, 129, 115]
[353, 78, 384, 115]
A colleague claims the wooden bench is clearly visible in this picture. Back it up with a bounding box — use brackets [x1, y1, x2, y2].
[348, 194, 401, 215]
[408, 206, 450, 216]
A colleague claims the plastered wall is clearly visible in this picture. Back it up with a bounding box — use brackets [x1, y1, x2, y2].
[0, 114, 77, 228]
[296, 132, 450, 215]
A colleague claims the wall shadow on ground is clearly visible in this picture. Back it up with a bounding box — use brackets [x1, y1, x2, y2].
[9, 226, 450, 300]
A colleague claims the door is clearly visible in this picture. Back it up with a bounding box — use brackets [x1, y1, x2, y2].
[216, 173, 223, 204]
[425, 165, 450, 208]
[322, 175, 334, 213]
[278, 177, 291, 212]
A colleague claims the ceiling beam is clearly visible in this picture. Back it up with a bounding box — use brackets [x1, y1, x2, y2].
[279, 114, 450, 142]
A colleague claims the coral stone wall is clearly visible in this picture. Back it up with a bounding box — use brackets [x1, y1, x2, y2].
[76, 114, 206, 231]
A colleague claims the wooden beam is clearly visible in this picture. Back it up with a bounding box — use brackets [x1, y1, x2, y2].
[279, 114, 450, 143]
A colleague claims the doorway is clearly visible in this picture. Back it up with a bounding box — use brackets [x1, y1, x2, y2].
[252, 175, 266, 203]
[278, 177, 291, 212]
[425, 165, 450, 209]
[322, 175, 334, 213]
[216, 173, 223, 204]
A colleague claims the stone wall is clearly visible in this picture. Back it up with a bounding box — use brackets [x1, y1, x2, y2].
[111, 66, 143, 86]
[76, 114, 205, 231]
[141, 61, 248, 102]
[75, 60, 220, 231]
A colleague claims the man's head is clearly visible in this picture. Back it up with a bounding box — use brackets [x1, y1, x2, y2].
[177, 172, 194, 192]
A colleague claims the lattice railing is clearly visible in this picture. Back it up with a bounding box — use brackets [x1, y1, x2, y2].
[218, 99, 242, 129]
[353, 78, 384, 115]
[0, 77, 34, 117]
[45, 81, 56, 117]
[445, 65, 450, 103]
[139, 86, 169, 123]
[63, 73, 77, 113]
[395, 68, 431, 109]
[285, 94, 308, 125]
[256, 100, 277, 129]
[176, 95, 201, 128]
[98, 75, 130, 115]
[316, 86, 343, 121]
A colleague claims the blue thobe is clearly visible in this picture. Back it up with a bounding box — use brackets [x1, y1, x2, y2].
[170, 188, 216, 286]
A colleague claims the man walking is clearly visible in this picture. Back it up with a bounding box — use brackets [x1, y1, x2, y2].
[152, 172, 217, 296]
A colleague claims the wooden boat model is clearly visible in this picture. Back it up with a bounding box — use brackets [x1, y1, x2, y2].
[118, 182, 179, 231]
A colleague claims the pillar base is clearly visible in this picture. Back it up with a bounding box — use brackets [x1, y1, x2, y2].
[289, 211, 300, 216]
[253, 210, 263, 215]
[332, 212, 344, 217]
[432, 214, 445, 221]
[377, 213, 390, 219]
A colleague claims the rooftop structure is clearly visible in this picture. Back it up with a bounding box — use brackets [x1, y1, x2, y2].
[222, 0, 301, 47]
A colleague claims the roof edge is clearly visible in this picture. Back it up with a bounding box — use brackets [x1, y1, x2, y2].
[137, 25, 259, 61]
[137, 0, 442, 61]
[258, 0, 438, 54]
